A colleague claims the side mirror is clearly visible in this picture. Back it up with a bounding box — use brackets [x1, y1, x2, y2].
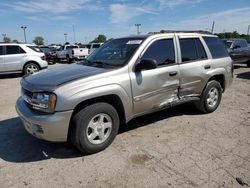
[232, 45, 240, 49]
[135, 59, 157, 72]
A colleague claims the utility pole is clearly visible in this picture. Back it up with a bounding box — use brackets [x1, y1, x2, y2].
[247, 25, 250, 36]
[21, 26, 27, 43]
[135, 24, 141, 35]
[211, 21, 215, 34]
[64, 33, 67, 43]
[73, 25, 76, 44]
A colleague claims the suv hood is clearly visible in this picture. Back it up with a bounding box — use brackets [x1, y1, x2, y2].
[21, 64, 110, 92]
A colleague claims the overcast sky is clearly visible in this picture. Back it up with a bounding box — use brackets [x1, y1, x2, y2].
[1, 0, 250, 44]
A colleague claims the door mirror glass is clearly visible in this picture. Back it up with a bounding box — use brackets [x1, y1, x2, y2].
[135, 59, 157, 71]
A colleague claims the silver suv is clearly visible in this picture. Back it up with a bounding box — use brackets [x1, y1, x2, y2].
[0, 43, 48, 75]
[16, 32, 233, 154]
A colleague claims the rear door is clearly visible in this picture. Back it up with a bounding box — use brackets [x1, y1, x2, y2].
[178, 36, 210, 96]
[4, 45, 26, 71]
[130, 36, 180, 115]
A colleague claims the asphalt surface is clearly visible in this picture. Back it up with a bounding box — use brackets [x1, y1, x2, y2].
[0, 64, 249, 187]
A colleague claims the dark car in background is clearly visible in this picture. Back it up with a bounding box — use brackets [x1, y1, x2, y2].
[222, 39, 250, 67]
[40, 46, 57, 64]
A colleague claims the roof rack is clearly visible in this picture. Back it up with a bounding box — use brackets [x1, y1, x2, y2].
[149, 30, 213, 35]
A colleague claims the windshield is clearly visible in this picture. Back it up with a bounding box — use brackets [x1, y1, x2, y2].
[85, 38, 143, 67]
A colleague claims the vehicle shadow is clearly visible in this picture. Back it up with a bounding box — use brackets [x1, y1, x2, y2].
[0, 73, 23, 79]
[0, 117, 82, 163]
[119, 103, 198, 133]
[236, 71, 250, 80]
[0, 103, 199, 163]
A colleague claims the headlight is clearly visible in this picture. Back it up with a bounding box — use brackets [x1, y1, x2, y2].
[31, 93, 57, 113]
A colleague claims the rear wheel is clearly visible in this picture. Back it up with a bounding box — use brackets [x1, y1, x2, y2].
[24, 63, 40, 75]
[70, 103, 120, 154]
[195, 80, 222, 113]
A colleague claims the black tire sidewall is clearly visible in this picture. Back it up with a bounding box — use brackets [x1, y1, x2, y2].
[73, 103, 120, 154]
[202, 81, 222, 113]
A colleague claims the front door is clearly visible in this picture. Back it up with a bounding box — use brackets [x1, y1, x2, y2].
[130, 37, 180, 115]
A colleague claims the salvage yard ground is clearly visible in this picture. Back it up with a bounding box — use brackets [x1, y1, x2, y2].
[0, 64, 249, 187]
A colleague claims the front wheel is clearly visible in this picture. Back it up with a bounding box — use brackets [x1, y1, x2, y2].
[24, 63, 40, 75]
[70, 103, 120, 154]
[195, 80, 222, 113]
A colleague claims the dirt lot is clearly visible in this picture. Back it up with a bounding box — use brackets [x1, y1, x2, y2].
[0, 64, 249, 188]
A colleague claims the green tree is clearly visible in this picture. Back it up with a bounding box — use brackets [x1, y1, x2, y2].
[3, 36, 11, 43]
[33, 36, 44, 45]
[91, 34, 107, 43]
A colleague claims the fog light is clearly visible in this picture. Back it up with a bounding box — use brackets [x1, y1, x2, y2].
[32, 124, 44, 134]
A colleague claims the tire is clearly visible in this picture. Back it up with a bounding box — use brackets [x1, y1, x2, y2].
[66, 56, 72, 64]
[195, 80, 222, 113]
[70, 103, 120, 154]
[24, 63, 40, 75]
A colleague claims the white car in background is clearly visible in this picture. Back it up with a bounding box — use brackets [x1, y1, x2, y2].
[85, 43, 103, 54]
[0, 43, 48, 75]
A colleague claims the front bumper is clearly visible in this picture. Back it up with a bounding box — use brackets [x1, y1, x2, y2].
[16, 97, 73, 142]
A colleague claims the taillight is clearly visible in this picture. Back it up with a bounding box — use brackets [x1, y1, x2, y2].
[41, 56, 46, 60]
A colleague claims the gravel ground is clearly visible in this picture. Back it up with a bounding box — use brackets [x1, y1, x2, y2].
[0, 64, 249, 188]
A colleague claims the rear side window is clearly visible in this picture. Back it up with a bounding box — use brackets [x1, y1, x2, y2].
[142, 39, 175, 66]
[180, 38, 207, 62]
[27, 45, 43, 53]
[6, 45, 26, 55]
[203, 37, 228, 58]
[0, 46, 3, 55]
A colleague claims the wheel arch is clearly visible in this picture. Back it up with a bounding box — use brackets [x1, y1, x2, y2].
[207, 74, 225, 92]
[67, 94, 126, 139]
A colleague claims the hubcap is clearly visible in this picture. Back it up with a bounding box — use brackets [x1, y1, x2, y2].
[206, 87, 219, 108]
[86, 113, 112, 145]
[26, 65, 38, 74]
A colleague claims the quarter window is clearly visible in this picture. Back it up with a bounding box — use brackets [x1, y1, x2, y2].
[142, 39, 175, 66]
[6, 45, 26, 55]
[179, 38, 207, 63]
[203, 37, 228, 59]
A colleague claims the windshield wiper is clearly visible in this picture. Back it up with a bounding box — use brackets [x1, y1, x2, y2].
[79, 60, 120, 68]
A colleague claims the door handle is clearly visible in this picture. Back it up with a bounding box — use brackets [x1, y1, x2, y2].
[204, 65, 211, 69]
[169, 71, 178, 76]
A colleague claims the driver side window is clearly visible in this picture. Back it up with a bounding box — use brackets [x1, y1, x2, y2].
[142, 39, 175, 66]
